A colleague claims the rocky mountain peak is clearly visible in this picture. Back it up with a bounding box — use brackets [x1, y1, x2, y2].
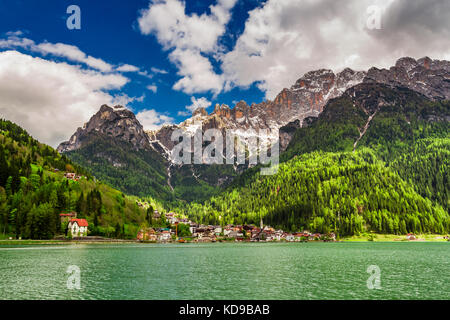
[192, 107, 208, 117]
[395, 56, 418, 72]
[212, 104, 232, 119]
[58, 56, 450, 162]
[57, 104, 150, 153]
[364, 56, 450, 101]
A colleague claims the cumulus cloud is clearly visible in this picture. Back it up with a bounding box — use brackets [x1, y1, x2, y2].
[137, 0, 238, 94]
[178, 96, 212, 116]
[36, 42, 114, 72]
[222, 0, 450, 99]
[169, 48, 223, 94]
[138, 0, 450, 99]
[136, 109, 174, 130]
[116, 64, 140, 72]
[0, 33, 166, 79]
[0, 50, 129, 147]
[0, 34, 35, 49]
[111, 93, 145, 107]
[146, 84, 158, 93]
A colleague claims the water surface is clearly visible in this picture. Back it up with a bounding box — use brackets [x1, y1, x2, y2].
[0, 242, 448, 299]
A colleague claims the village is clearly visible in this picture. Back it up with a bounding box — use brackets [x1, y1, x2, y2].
[136, 209, 337, 243]
[58, 199, 436, 243]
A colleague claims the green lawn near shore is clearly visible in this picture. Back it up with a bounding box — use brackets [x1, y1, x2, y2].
[341, 233, 449, 242]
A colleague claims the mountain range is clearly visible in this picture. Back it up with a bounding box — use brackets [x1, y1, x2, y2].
[1, 55, 448, 237]
[56, 56, 450, 203]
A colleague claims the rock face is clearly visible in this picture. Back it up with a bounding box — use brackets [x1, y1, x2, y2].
[59, 56, 450, 160]
[147, 67, 368, 158]
[57, 105, 150, 153]
[279, 120, 301, 152]
[364, 57, 450, 101]
[147, 56, 450, 158]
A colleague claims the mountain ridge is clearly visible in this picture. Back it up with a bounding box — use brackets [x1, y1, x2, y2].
[56, 56, 450, 201]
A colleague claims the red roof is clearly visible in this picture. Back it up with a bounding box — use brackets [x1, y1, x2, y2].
[60, 212, 76, 217]
[70, 219, 88, 227]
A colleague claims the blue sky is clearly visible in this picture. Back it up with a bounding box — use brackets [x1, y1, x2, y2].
[0, 0, 266, 126]
[0, 0, 449, 146]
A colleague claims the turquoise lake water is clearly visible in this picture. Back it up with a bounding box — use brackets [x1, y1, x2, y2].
[0, 242, 448, 300]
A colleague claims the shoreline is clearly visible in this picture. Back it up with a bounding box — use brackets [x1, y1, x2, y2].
[0, 234, 448, 246]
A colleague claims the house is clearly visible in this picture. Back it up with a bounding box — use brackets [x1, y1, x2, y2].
[406, 233, 417, 240]
[224, 227, 233, 237]
[243, 225, 255, 232]
[195, 228, 207, 239]
[189, 223, 198, 235]
[227, 230, 244, 238]
[167, 214, 178, 225]
[68, 219, 88, 237]
[136, 201, 150, 208]
[64, 172, 76, 180]
[153, 210, 161, 220]
[137, 228, 157, 241]
[309, 233, 322, 241]
[158, 230, 172, 242]
[60, 211, 77, 223]
[274, 230, 284, 241]
[285, 234, 295, 242]
[214, 226, 222, 236]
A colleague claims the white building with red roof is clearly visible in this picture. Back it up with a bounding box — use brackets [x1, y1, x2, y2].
[68, 219, 88, 237]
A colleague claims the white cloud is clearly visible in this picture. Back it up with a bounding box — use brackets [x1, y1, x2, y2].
[221, 0, 450, 99]
[36, 42, 113, 72]
[177, 110, 190, 117]
[138, 0, 450, 100]
[136, 109, 174, 130]
[169, 48, 223, 94]
[5, 30, 24, 37]
[138, 70, 154, 79]
[0, 34, 35, 49]
[151, 67, 168, 74]
[178, 96, 211, 116]
[116, 64, 140, 72]
[0, 33, 167, 79]
[137, 0, 237, 94]
[0, 50, 129, 147]
[146, 84, 158, 93]
[111, 93, 145, 107]
[0, 34, 115, 73]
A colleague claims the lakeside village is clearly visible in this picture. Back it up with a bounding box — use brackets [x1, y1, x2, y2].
[56, 174, 445, 243]
[136, 212, 337, 243]
[59, 207, 445, 243]
[134, 201, 340, 243]
[60, 203, 442, 243]
[59, 201, 337, 243]
[51, 171, 334, 243]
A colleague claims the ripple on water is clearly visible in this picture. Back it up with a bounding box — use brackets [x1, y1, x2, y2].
[0, 242, 448, 300]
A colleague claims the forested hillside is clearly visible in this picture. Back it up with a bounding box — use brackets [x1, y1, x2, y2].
[182, 150, 449, 235]
[391, 138, 449, 211]
[283, 84, 449, 160]
[0, 119, 162, 239]
[178, 84, 450, 236]
[66, 133, 174, 201]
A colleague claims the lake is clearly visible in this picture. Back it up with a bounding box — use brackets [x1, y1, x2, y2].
[0, 242, 448, 300]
